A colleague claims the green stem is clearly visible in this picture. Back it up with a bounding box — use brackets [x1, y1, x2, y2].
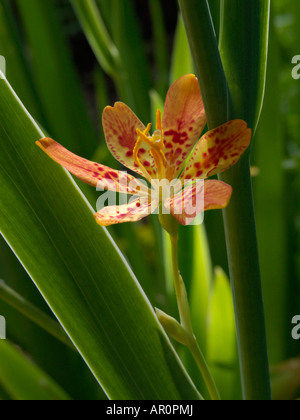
[219, 155, 271, 400]
[0, 280, 74, 350]
[170, 235, 193, 335]
[170, 234, 220, 401]
[178, 0, 271, 400]
[178, 0, 229, 127]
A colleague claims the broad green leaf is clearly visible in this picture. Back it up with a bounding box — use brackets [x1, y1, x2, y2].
[206, 268, 240, 400]
[253, 20, 287, 364]
[0, 340, 71, 400]
[0, 75, 201, 400]
[185, 224, 213, 398]
[190, 225, 213, 354]
[0, 0, 108, 399]
[219, 0, 270, 132]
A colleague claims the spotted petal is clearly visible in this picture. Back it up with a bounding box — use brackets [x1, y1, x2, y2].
[36, 138, 150, 196]
[162, 74, 207, 180]
[164, 179, 232, 226]
[102, 102, 156, 179]
[94, 196, 158, 226]
[181, 120, 251, 181]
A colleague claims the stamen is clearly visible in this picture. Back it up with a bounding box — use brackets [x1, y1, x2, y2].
[156, 109, 162, 131]
[150, 148, 166, 180]
[133, 110, 167, 181]
[156, 109, 164, 147]
[136, 127, 154, 148]
[144, 123, 152, 137]
[133, 123, 152, 167]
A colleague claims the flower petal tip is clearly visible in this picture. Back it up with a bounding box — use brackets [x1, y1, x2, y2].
[36, 137, 51, 147]
[203, 180, 233, 211]
[36, 138, 56, 155]
[93, 213, 107, 227]
[102, 101, 126, 115]
[182, 73, 197, 81]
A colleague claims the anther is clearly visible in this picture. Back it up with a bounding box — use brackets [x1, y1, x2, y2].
[133, 110, 167, 181]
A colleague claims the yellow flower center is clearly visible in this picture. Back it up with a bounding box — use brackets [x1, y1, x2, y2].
[133, 110, 167, 182]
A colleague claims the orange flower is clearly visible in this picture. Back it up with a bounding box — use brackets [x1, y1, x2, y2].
[37, 74, 251, 226]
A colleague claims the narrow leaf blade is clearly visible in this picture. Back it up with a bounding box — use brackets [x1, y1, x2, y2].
[0, 76, 201, 400]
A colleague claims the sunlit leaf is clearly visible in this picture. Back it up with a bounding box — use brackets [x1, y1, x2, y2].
[0, 75, 201, 400]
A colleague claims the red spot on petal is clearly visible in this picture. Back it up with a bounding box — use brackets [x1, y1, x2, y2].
[126, 150, 133, 157]
[165, 130, 188, 145]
